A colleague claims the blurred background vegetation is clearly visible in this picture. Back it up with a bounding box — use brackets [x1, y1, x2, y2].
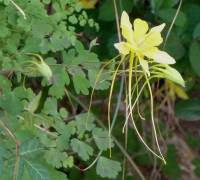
[0, 0, 200, 179]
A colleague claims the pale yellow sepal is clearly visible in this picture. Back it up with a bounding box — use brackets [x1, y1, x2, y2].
[121, 11, 134, 43]
[154, 65, 185, 87]
[168, 81, 188, 100]
[151, 50, 176, 64]
[174, 85, 188, 99]
[114, 42, 130, 55]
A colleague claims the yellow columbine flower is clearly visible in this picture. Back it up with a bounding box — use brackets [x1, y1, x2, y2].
[114, 11, 175, 75]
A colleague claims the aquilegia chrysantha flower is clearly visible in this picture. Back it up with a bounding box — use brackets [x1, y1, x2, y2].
[114, 11, 175, 75]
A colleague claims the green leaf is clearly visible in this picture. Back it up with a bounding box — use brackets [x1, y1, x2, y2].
[160, 0, 179, 8]
[8, 158, 25, 180]
[37, 133, 57, 148]
[56, 134, 69, 151]
[0, 75, 11, 92]
[189, 41, 200, 77]
[75, 113, 95, 135]
[150, 0, 164, 11]
[54, 121, 76, 150]
[5, 33, 21, 53]
[40, 38, 51, 54]
[32, 20, 53, 38]
[25, 161, 50, 180]
[23, 37, 41, 53]
[59, 108, 69, 119]
[13, 87, 34, 100]
[121, 0, 134, 13]
[42, 97, 58, 116]
[49, 169, 68, 180]
[92, 128, 113, 151]
[49, 66, 70, 99]
[72, 75, 90, 95]
[88, 69, 111, 90]
[193, 23, 200, 39]
[54, 120, 76, 138]
[0, 159, 3, 176]
[96, 157, 121, 179]
[62, 156, 74, 168]
[0, 24, 10, 38]
[0, 91, 23, 116]
[175, 99, 200, 121]
[44, 148, 64, 168]
[183, 4, 200, 30]
[66, 41, 100, 69]
[70, 138, 93, 161]
[98, 0, 115, 21]
[22, 169, 32, 180]
[20, 138, 43, 157]
[98, 0, 133, 21]
[68, 15, 78, 24]
[0, 147, 8, 176]
[49, 32, 71, 52]
[164, 33, 185, 60]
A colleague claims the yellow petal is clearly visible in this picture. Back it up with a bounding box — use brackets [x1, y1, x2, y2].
[152, 50, 175, 64]
[143, 32, 163, 49]
[139, 24, 165, 50]
[139, 58, 150, 76]
[121, 11, 134, 43]
[144, 48, 175, 64]
[133, 18, 149, 42]
[114, 42, 130, 55]
[150, 23, 165, 33]
[143, 47, 158, 58]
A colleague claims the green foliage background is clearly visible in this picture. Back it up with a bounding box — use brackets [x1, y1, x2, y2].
[0, 0, 200, 179]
